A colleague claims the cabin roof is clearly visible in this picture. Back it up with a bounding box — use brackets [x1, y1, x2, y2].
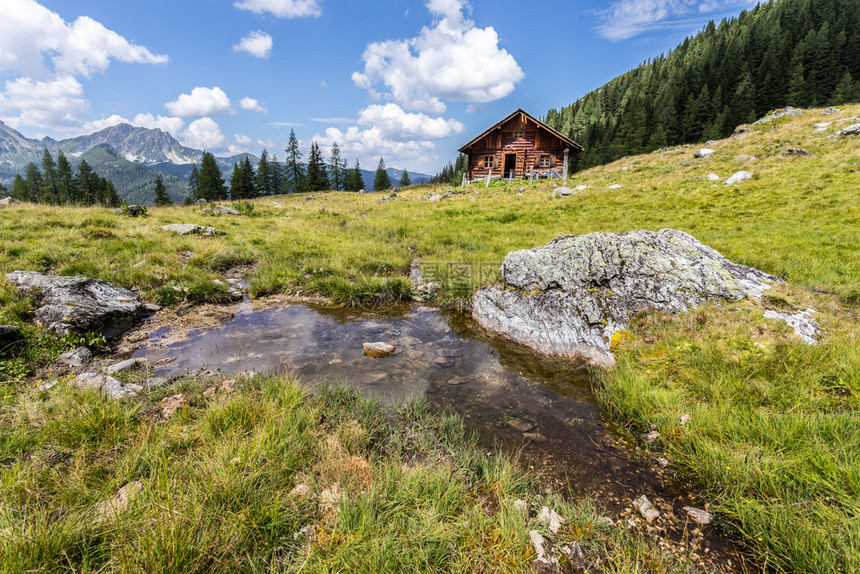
[458, 108, 583, 153]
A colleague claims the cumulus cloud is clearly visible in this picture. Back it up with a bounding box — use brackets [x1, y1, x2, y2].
[357, 104, 464, 141]
[595, 0, 756, 41]
[312, 103, 462, 172]
[181, 117, 226, 150]
[233, 30, 273, 58]
[165, 87, 233, 118]
[352, 0, 523, 113]
[228, 133, 255, 155]
[240, 97, 267, 113]
[0, 75, 87, 130]
[0, 0, 167, 78]
[130, 113, 186, 135]
[233, 0, 322, 18]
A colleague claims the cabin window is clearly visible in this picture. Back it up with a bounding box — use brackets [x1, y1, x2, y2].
[538, 154, 551, 168]
[513, 129, 524, 138]
[481, 156, 495, 169]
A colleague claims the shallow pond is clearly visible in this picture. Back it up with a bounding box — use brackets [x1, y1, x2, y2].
[129, 298, 749, 569]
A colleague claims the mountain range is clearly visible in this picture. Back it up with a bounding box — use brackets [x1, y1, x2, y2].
[0, 122, 429, 203]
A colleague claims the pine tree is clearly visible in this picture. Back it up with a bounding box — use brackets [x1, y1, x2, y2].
[11, 174, 31, 202]
[255, 150, 273, 196]
[75, 160, 98, 205]
[831, 72, 860, 104]
[399, 169, 411, 186]
[188, 165, 200, 201]
[56, 151, 75, 204]
[40, 149, 60, 204]
[99, 177, 121, 207]
[285, 129, 304, 193]
[305, 142, 330, 191]
[154, 175, 172, 206]
[345, 159, 364, 191]
[269, 154, 284, 195]
[328, 142, 345, 190]
[197, 152, 227, 200]
[24, 163, 42, 203]
[373, 158, 391, 191]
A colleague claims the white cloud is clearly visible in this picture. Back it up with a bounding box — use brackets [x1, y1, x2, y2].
[130, 113, 185, 135]
[82, 114, 129, 132]
[313, 104, 462, 172]
[0, 75, 87, 131]
[0, 0, 167, 78]
[352, 0, 523, 113]
[181, 117, 226, 150]
[165, 87, 233, 118]
[228, 133, 255, 155]
[233, 0, 322, 18]
[595, 0, 756, 41]
[232, 30, 273, 58]
[240, 97, 267, 113]
[357, 104, 464, 141]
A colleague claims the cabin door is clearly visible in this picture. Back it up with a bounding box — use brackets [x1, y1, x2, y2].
[503, 153, 517, 179]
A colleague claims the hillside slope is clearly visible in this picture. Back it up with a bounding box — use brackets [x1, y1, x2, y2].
[546, 0, 860, 173]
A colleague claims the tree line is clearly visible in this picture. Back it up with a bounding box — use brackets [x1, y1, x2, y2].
[6, 149, 120, 207]
[544, 0, 860, 172]
[430, 153, 467, 185]
[188, 129, 407, 201]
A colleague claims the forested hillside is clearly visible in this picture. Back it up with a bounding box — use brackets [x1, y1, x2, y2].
[546, 0, 860, 171]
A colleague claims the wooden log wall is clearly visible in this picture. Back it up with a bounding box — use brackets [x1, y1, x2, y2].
[466, 114, 567, 179]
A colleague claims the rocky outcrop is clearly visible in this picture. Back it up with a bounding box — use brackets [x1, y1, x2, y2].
[836, 123, 860, 136]
[694, 148, 715, 158]
[472, 230, 777, 367]
[5, 271, 144, 338]
[161, 223, 220, 236]
[725, 171, 752, 185]
[753, 106, 802, 125]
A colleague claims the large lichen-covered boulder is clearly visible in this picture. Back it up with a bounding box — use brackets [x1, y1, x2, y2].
[5, 271, 144, 338]
[472, 229, 778, 367]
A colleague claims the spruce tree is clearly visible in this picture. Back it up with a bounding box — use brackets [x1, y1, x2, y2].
[305, 142, 330, 191]
[56, 151, 75, 204]
[373, 158, 391, 191]
[269, 154, 284, 195]
[328, 142, 345, 190]
[75, 160, 98, 205]
[346, 159, 364, 191]
[154, 175, 172, 206]
[399, 169, 411, 186]
[285, 129, 304, 193]
[197, 152, 227, 200]
[40, 149, 60, 204]
[11, 174, 31, 202]
[255, 150, 272, 196]
[24, 163, 42, 203]
[188, 165, 200, 201]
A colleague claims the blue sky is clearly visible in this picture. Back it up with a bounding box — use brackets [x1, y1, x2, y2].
[0, 0, 756, 173]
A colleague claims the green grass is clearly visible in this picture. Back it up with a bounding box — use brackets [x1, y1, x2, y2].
[2, 105, 860, 571]
[0, 376, 697, 573]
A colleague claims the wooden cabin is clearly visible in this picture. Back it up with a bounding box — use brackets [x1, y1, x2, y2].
[459, 109, 582, 182]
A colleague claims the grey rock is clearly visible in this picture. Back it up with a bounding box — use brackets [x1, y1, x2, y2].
[57, 346, 92, 368]
[142, 303, 161, 313]
[194, 198, 208, 205]
[694, 148, 715, 158]
[75, 372, 138, 399]
[736, 154, 757, 162]
[753, 106, 802, 125]
[5, 271, 143, 338]
[607, 184, 623, 189]
[575, 184, 588, 191]
[552, 186, 575, 197]
[212, 205, 240, 215]
[822, 107, 842, 116]
[472, 230, 777, 367]
[161, 223, 220, 236]
[706, 173, 721, 181]
[107, 357, 145, 374]
[427, 193, 445, 202]
[814, 122, 833, 128]
[836, 123, 860, 136]
[122, 205, 146, 217]
[682, 506, 713, 525]
[633, 495, 660, 523]
[763, 308, 820, 344]
[644, 430, 661, 443]
[0, 197, 20, 205]
[725, 171, 753, 186]
[784, 147, 810, 156]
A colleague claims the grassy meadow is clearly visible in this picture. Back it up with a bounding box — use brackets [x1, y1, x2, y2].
[1, 105, 859, 572]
